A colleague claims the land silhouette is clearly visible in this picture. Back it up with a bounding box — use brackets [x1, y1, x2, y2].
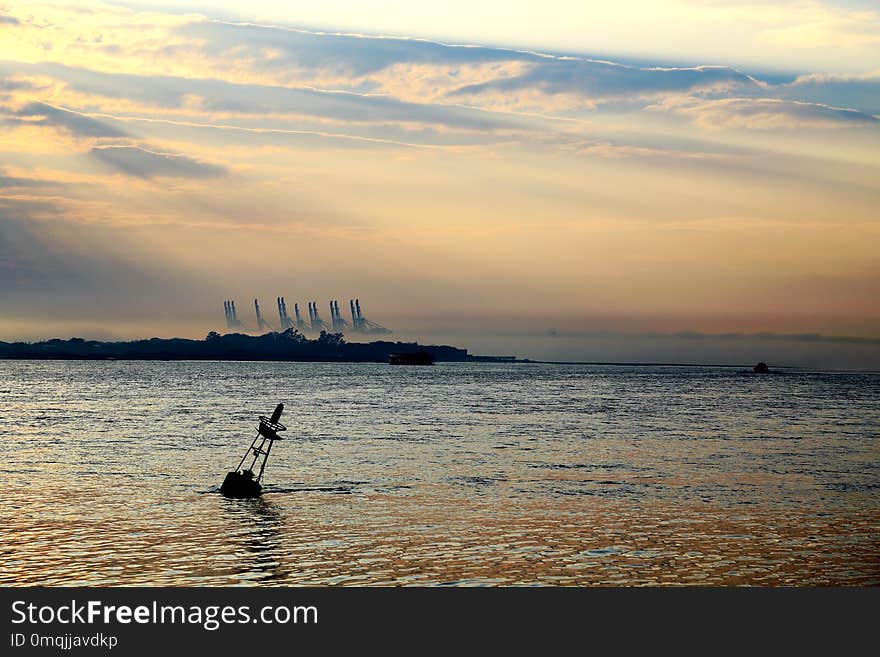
[0, 329, 503, 362]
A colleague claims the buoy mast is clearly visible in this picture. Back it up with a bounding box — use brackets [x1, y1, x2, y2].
[220, 403, 286, 498]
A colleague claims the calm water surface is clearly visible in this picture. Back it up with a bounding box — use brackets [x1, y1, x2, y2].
[1, 361, 877, 585]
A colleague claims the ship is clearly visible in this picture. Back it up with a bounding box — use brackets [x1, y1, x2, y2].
[389, 350, 434, 366]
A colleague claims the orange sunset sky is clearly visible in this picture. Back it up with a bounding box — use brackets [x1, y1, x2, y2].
[1, 1, 878, 367]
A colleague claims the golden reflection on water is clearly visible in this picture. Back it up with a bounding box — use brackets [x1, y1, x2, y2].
[3, 487, 877, 586]
[1, 361, 878, 586]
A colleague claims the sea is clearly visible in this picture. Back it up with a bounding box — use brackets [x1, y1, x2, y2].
[1, 360, 877, 586]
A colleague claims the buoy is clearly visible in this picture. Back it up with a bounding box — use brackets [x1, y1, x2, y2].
[220, 403, 286, 498]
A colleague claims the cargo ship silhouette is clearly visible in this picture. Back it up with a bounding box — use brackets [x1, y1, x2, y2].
[389, 350, 434, 366]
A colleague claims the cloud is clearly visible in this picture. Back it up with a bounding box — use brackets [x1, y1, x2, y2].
[652, 97, 879, 129]
[541, 329, 880, 346]
[555, 138, 727, 160]
[0, 207, 213, 320]
[0, 171, 57, 188]
[781, 72, 880, 115]
[662, 331, 880, 346]
[0, 61, 523, 145]
[180, 21, 770, 113]
[1, 75, 50, 94]
[3, 8, 878, 139]
[179, 19, 522, 79]
[154, 20, 880, 128]
[448, 61, 758, 107]
[78, 113, 457, 150]
[13, 101, 126, 138]
[90, 145, 227, 179]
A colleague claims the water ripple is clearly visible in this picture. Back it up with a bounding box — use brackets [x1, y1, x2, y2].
[1, 361, 877, 585]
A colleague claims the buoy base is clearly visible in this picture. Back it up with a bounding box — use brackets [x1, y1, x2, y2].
[220, 470, 262, 498]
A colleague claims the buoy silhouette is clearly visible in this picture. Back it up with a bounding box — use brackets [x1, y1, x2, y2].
[220, 403, 286, 498]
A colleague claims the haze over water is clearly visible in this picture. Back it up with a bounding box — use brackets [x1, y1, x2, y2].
[1, 360, 877, 586]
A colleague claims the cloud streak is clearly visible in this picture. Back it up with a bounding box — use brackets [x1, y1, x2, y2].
[90, 145, 227, 179]
[2, 5, 878, 142]
[449, 61, 758, 104]
[649, 97, 879, 129]
[13, 101, 126, 138]
[541, 330, 880, 346]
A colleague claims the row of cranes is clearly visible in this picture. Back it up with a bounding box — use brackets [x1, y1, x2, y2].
[223, 297, 391, 335]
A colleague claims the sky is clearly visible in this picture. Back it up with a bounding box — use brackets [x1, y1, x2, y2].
[0, 0, 878, 367]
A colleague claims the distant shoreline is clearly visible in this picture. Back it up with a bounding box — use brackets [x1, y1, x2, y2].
[1, 333, 877, 372]
[0, 331, 516, 364]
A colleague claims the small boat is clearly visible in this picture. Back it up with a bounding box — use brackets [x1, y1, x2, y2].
[389, 350, 434, 366]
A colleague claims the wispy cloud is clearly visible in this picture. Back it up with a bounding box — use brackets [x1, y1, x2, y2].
[2, 4, 878, 140]
[448, 61, 759, 108]
[0, 61, 527, 147]
[649, 97, 879, 129]
[0, 169, 62, 188]
[781, 71, 880, 115]
[12, 101, 126, 138]
[90, 145, 227, 179]
[541, 328, 880, 346]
